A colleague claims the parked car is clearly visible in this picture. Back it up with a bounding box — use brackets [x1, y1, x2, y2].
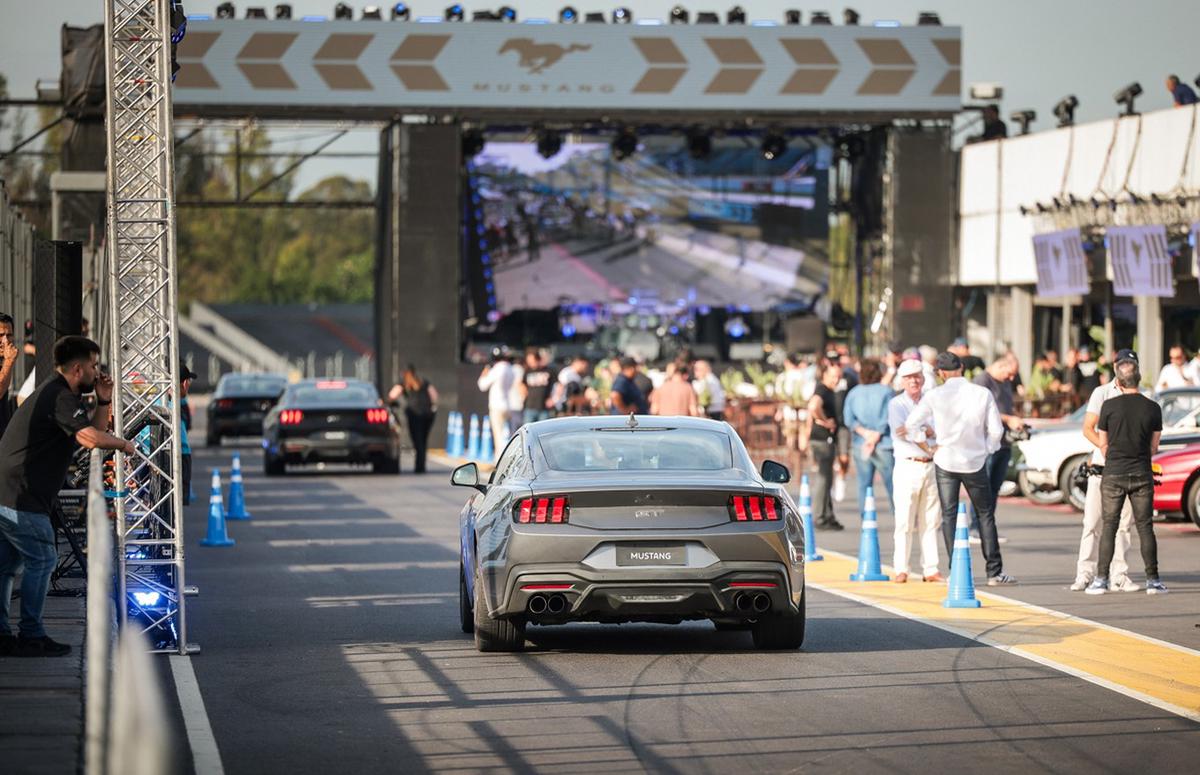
[452, 415, 806, 652]
[1152, 443, 1200, 528]
[1017, 387, 1200, 511]
[206, 373, 288, 446]
[262, 379, 401, 475]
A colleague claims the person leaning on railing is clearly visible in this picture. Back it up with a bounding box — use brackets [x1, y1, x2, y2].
[0, 336, 137, 657]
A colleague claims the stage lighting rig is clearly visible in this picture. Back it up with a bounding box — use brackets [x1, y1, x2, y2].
[687, 128, 712, 160]
[1010, 110, 1035, 135]
[785, 9, 801, 24]
[612, 128, 639, 161]
[761, 132, 788, 161]
[462, 129, 485, 158]
[843, 8, 860, 25]
[585, 12, 605, 22]
[445, 4, 465, 21]
[613, 8, 632, 23]
[246, 6, 267, 18]
[559, 6, 578, 22]
[498, 5, 517, 21]
[810, 11, 832, 25]
[917, 12, 941, 25]
[334, 3, 354, 19]
[390, 2, 409, 19]
[1113, 82, 1142, 116]
[536, 129, 564, 159]
[670, 6, 690, 24]
[727, 6, 746, 24]
[275, 3, 293, 18]
[362, 6, 383, 19]
[216, 2, 236, 18]
[697, 12, 719, 24]
[1053, 95, 1078, 128]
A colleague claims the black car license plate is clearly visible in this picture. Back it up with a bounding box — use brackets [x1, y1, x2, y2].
[616, 545, 687, 566]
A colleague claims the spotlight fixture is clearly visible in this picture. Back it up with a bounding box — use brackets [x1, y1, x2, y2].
[559, 6, 578, 22]
[498, 5, 517, 21]
[536, 129, 564, 159]
[726, 7, 746, 24]
[445, 3, 465, 21]
[362, 5, 383, 19]
[697, 12, 719, 24]
[1053, 95, 1078, 128]
[1113, 82, 1142, 116]
[917, 11, 941, 25]
[333, 2, 354, 19]
[390, 2, 409, 19]
[670, 5, 689, 24]
[784, 9, 801, 24]
[761, 132, 788, 161]
[612, 7, 632, 23]
[810, 11, 832, 25]
[687, 127, 712, 160]
[216, 2, 236, 18]
[585, 12, 605, 22]
[246, 6, 267, 18]
[462, 129, 485, 158]
[1010, 110, 1035, 135]
[275, 3, 293, 18]
[843, 8, 860, 25]
[612, 128, 639, 161]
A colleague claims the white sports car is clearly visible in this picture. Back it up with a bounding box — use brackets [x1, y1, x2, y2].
[1017, 388, 1200, 511]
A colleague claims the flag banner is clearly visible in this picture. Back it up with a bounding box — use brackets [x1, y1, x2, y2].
[1107, 224, 1172, 297]
[1032, 228, 1089, 297]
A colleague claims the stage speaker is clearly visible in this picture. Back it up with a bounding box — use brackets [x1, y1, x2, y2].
[33, 240, 84, 381]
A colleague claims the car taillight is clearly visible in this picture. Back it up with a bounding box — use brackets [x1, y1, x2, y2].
[515, 496, 570, 524]
[279, 409, 304, 425]
[365, 408, 390, 424]
[729, 494, 779, 522]
[216, 399, 234, 410]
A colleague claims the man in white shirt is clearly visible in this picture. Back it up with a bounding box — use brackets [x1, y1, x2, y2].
[1183, 350, 1200, 386]
[477, 352, 516, 450]
[692, 359, 726, 421]
[905, 351, 1015, 585]
[888, 360, 942, 583]
[1155, 346, 1194, 391]
[1070, 348, 1139, 592]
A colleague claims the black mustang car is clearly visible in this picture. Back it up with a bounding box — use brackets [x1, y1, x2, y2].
[262, 379, 401, 475]
[206, 373, 288, 446]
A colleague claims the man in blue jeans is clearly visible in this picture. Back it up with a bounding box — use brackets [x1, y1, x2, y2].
[0, 336, 136, 657]
[971, 354, 1025, 542]
[841, 358, 896, 515]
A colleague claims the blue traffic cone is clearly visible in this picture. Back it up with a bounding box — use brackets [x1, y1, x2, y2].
[798, 474, 823, 562]
[850, 486, 889, 581]
[226, 452, 251, 520]
[479, 421, 495, 462]
[447, 412, 464, 457]
[944, 502, 982, 608]
[199, 469, 235, 547]
[466, 414, 481, 460]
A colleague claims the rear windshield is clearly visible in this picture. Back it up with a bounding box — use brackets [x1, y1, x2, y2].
[288, 384, 378, 406]
[218, 376, 287, 397]
[538, 428, 733, 472]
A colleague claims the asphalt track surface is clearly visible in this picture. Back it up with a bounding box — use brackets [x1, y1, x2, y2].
[169, 439, 1200, 775]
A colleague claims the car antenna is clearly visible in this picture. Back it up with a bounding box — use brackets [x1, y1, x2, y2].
[627, 411, 638, 429]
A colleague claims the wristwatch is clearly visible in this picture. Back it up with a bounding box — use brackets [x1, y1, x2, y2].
[97, 398, 112, 406]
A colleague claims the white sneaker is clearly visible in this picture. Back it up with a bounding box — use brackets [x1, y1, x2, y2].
[1110, 576, 1141, 593]
[1069, 576, 1092, 591]
[1085, 577, 1108, 595]
[832, 474, 846, 502]
[968, 535, 982, 545]
[987, 573, 1018, 586]
[996, 535, 1009, 545]
[1146, 579, 1169, 595]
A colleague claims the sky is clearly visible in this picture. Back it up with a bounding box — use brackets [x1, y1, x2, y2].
[2, 0, 1198, 190]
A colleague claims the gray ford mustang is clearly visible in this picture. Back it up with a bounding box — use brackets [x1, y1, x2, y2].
[452, 414, 807, 652]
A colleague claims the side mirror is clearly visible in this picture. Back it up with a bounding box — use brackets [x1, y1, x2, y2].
[451, 462, 487, 493]
[760, 459, 790, 484]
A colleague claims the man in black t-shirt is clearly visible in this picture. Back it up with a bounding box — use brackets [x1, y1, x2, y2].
[0, 313, 18, 440]
[802, 363, 845, 531]
[518, 349, 553, 425]
[1088, 360, 1166, 595]
[0, 337, 136, 657]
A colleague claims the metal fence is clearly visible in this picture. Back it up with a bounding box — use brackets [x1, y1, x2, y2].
[0, 180, 37, 387]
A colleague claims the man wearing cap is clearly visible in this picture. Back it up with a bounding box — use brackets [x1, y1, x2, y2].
[905, 351, 1015, 585]
[1071, 349, 1140, 592]
[888, 360, 942, 583]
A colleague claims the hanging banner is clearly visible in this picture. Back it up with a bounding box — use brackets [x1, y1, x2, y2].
[1193, 222, 1200, 294]
[1032, 228, 1089, 297]
[1107, 224, 1172, 297]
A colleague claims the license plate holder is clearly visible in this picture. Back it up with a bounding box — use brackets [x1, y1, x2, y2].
[615, 544, 687, 567]
[323, 430, 348, 441]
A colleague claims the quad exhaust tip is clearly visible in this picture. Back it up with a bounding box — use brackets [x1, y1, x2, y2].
[527, 595, 548, 615]
[734, 592, 772, 614]
[546, 594, 567, 614]
[527, 593, 567, 616]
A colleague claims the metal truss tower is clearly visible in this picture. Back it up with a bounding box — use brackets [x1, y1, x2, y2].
[103, 0, 193, 654]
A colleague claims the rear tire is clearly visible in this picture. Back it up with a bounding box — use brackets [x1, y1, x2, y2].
[1187, 477, 1200, 530]
[473, 566, 524, 652]
[751, 588, 806, 650]
[207, 432, 220, 448]
[1059, 455, 1088, 512]
[459, 564, 474, 634]
[1018, 470, 1064, 505]
[263, 455, 285, 477]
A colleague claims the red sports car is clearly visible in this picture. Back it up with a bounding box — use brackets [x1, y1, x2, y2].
[1153, 443, 1200, 528]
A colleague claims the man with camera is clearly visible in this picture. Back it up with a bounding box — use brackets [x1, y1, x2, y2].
[1070, 349, 1140, 592]
[1086, 356, 1167, 594]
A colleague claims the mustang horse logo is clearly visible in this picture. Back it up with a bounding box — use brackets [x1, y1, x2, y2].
[499, 38, 592, 74]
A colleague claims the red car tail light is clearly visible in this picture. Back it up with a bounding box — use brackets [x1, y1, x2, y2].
[729, 494, 780, 522]
[515, 496, 570, 524]
[279, 409, 304, 425]
[365, 408, 390, 424]
[216, 399, 234, 410]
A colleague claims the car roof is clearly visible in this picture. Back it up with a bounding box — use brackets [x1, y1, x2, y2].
[288, 378, 373, 388]
[524, 414, 734, 436]
[219, 372, 286, 383]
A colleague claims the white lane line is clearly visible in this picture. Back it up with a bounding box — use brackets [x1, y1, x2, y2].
[287, 560, 458, 572]
[249, 518, 400, 527]
[268, 537, 440, 547]
[169, 655, 226, 775]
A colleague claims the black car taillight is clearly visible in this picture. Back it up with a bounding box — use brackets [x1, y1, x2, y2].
[515, 496, 570, 524]
[729, 494, 779, 522]
[216, 399, 234, 410]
